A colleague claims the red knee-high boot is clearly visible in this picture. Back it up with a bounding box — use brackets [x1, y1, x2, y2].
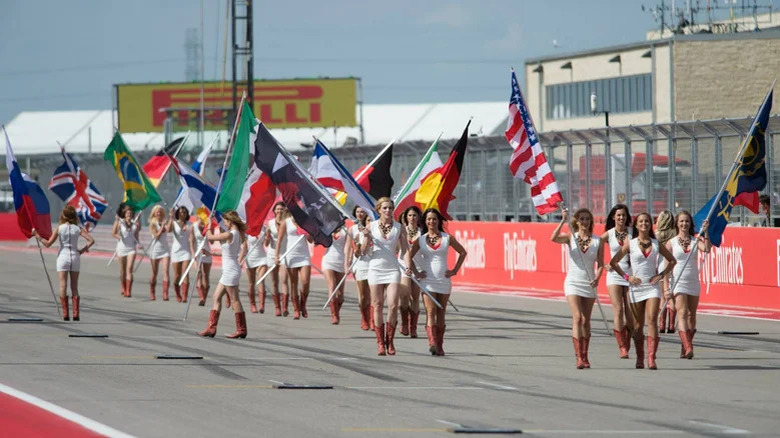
[614, 328, 629, 359]
[149, 281, 156, 301]
[248, 288, 258, 313]
[162, 280, 170, 301]
[300, 292, 308, 318]
[174, 282, 182, 302]
[291, 295, 300, 320]
[659, 306, 668, 334]
[272, 294, 281, 316]
[435, 325, 446, 356]
[667, 306, 676, 334]
[375, 324, 386, 356]
[72, 296, 80, 321]
[409, 311, 419, 338]
[580, 336, 590, 368]
[126, 279, 133, 298]
[181, 281, 189, 303]
[386, 322, 397, 355]
[400, 308, 410, 336]
[429, 326, 438, 355]
[648, 336, 660, 370]
[197, 285, 206, 306]
[226, 312, 247, 339]
[678, 329, 693, 359]
[60, 296, 70, 321]
[258, 289, 266, 314]
[197, 310, 220, 337]
[634, 332, 645, 369]
[282, 294, 289, 317]
[359, 305, 370, 330]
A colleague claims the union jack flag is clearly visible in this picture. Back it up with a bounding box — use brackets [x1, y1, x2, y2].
[49, 150, 107, 229]
[506, 68, 563, 214]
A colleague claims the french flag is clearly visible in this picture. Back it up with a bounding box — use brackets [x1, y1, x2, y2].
[4, 127, 52, 239]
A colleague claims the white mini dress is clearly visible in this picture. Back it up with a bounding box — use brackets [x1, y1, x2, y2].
[246, 234, 268, 269]
[368, 221, 401, 285]
[669, 237, 700, 297]
[265, 220, 279, 266]
[322, 229, 347, 273]
[219, 229, 242, 287]
[116, 220, 138, 257]
[149, 220, 171, 260]
[399, 229, 424, 280]
[564, 235, 600, 298]
[417, 233, 451, 294]
[349, 224, 370, 281]
[628, 237, 662, 303]
[605, 228, 631, 287]
[193, 222, 212, 264]
[281, 217, 310, 269]
[56, 223, 81, 272]
[170, 222, 192, 263]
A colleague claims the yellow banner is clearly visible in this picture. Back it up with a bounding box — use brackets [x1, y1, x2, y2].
[116, 78, 358, 133]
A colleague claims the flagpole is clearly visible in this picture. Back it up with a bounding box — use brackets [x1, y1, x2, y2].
[256, 235, 306, 285]
[661, 81, 775, 318]
[323, 257, 358, 309]
[181, 92, 247, 319]
[291, 134, 443, 310]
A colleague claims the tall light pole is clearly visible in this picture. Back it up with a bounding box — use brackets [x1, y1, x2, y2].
[591, 92, 611, 215]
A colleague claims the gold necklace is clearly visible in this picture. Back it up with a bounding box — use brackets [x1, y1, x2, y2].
[379, 222, 393, 237]
[407, 227, 419, 240]
[678, 236, 691, 250]
[575, 235, 591, 252]
[639, 240, 652, 250]
[615, 229, 628, 244]
[426, 234, 440, 246]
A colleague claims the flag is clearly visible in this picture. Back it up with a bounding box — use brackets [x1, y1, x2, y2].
[408, 121, 470, 220]
[142, 136, 185, 188]
[394, 137, 443, 214]
[4, 128, 51, 239]
[170, 156, 222, 225]
[354, 143, 394, 199]
[310, 140, 378, 219]
[191, 137, 214, 177]
[253, 123, 345, 247]
[236, 163, 276, 237]
[49, 149, 107, 229]
[694, 87, 772, 246]
[506, 68, 563, 214]
[103, 132, 161, 211]
[216, 102, 256, 212]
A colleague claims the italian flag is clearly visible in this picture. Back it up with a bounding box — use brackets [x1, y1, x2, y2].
[393, 135, 443, 216]
[216, 102, 256, 213]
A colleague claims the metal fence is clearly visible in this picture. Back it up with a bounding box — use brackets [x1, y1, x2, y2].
[2, 115, 778, 229]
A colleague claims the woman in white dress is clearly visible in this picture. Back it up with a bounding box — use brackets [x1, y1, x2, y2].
[655, 210, 676, 334]
[148, 205, 172, 301]
[190, 215, 213, 306]
[321, 226, 351, 324]
[168, 206, 192, 303]
[198, 211, 248, 339]
[34, 206, 94, 321]
[266, 202, 287, 316]
[346, 206, 372, 330]
[610, 212, 676, 370]
[112, 204, 140, 298]
[362, 197, 413, 356]
[397, 206, 424, 338]
[275, 211, 313, 320]
[599, 204, 634, 359]
[666, 211, 710, 359]
[243, 226, 269, 314]
[552, 207, 604, 369]
[408, 208, 467, 356]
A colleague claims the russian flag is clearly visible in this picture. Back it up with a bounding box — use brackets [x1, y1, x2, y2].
[4, 127, 51, 239]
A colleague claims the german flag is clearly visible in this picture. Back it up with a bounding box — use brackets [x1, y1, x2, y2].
[414, 120, 470, 219]
[142, 137, 185, 188]
[354, 144, 394, 199]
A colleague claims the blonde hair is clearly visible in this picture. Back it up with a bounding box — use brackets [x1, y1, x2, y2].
[222, 210, 247, 244]
[149, 205, 165, 223]
[374, 197, 393, 214]
[570, 208, 594, 234]
[59, 205, 78, 225]
[655, 210, 675, 244]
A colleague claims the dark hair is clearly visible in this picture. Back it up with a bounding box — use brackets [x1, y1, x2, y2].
[399, 206, 423, 229]
[570, 208, 594, 234]
[176, 206, 190, 221]
[760, 194, 770, 206]
[116, 202, 128, 218]
[352, 205, 369, 226]
[421, 208, 446, 233]
[605, 204, 631, 231]
[674, 210, 695, 237]
[633, 212, 656, 239]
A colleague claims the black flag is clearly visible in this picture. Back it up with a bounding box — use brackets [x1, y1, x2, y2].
[253, 123, 345, 247]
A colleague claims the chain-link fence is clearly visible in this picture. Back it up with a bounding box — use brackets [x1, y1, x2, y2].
[2, 115, 778, 229]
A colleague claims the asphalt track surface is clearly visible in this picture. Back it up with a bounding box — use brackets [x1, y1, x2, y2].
[1, 246, 779, 437]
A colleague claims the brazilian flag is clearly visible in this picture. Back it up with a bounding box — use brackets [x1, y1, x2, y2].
[103, 132, 161, 211]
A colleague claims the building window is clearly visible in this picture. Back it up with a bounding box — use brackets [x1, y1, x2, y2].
[545, 73, 652, 120]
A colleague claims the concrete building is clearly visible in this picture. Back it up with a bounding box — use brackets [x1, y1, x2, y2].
[524, 26, 780, 133]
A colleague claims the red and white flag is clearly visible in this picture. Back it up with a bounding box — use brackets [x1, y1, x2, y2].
[236, 162, 276, 237]
[506, 68, 563, 214]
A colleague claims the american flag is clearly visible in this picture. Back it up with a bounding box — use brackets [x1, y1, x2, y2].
[506, 68, 563, 214]
[49, 149, 107, 229]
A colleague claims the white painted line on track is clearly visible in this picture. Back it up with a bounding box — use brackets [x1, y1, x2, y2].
[436, 419, 465, 427]
[348, 386, 482, 390]
[688, 420, 751, 434]
[521, 430, 684, 435]
[476, 381, 519, 390]
[0, 382, 136, 438]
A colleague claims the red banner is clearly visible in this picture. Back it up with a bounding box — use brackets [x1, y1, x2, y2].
[0, 213, 27, 240]
[309, 221, 780, 311]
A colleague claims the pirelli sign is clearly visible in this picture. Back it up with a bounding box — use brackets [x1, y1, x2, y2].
[115, 78, 358, 133]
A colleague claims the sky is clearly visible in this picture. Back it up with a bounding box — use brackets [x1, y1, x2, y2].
[0, 0, 773, 125]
